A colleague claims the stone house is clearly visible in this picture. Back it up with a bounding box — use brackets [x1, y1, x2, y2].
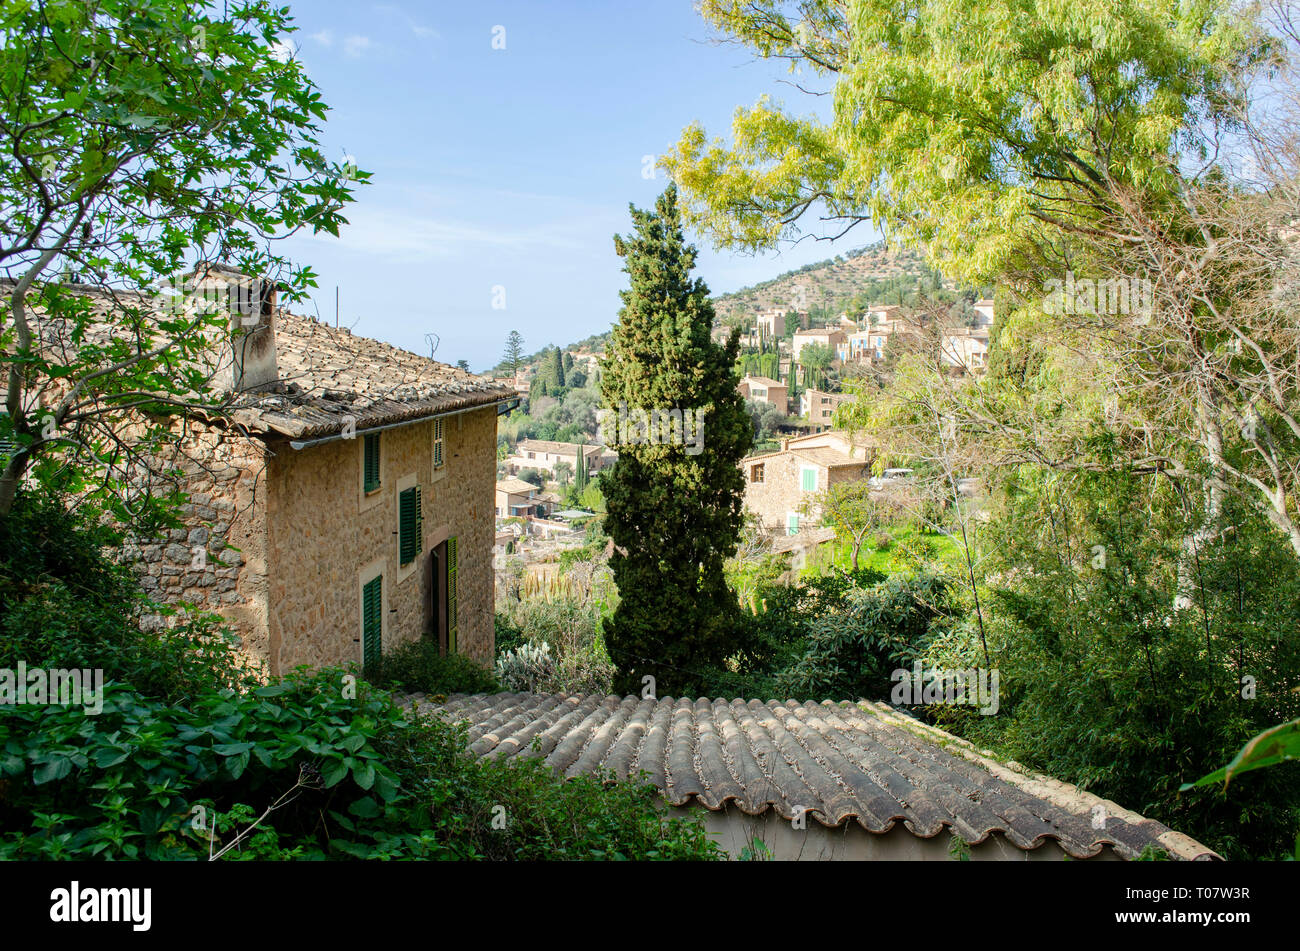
[495, 476, 551, 519]
[940, 328, 991, 374]
[740, 430, 873, 535]
[737, 375, 789, 416]
[28, 271, 514, 675]
[800, 388, 851, 430]
[791, 327, 846, 364]
[505, 439, 603, 478]
[754, 309, 787, 338]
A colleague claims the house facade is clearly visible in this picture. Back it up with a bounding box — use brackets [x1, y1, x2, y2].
[495, 476, 552, 519]
[738, 375, 789, 415]
[800, 388, 850, 430]
[791, 327, 847, 363]
[505, 439, 603, 478]
[31, 272, 513, 676]
[739, 430, 872, 535]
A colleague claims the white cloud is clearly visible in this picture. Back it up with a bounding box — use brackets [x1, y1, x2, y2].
[374, 4, 440, 41]
[309, 29, 334, 47]
[306, 202, 589, 262]
[343, 35, 373, 58]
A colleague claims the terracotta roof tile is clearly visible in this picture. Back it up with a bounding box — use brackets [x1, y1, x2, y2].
[415, 691, 1221, 860]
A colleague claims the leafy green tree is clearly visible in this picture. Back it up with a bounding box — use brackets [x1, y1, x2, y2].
[599, 185, 753, 695]
[0, 0, 362, 520]
[798, 340, 834, 390]
[807, 480, 893, 571]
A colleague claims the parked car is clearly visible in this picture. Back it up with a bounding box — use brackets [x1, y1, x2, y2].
[869, 467, 914, 489]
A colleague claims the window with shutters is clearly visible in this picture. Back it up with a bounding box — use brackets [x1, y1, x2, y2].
[432, 418, 445, 470]
[363, 433, 381, 493]
[446, 535, 459, 653]
[361, 575, 382, 673]
[398, 485, 422, 566]
[786, 512, 800, 535]
[800, 466, 818, 492]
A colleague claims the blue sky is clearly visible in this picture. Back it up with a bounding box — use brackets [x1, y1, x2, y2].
[276, 1, 878, 372]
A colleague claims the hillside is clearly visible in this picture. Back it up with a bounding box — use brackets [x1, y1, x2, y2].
[711, 242, 943, 325]
[492, 241, 948, 376]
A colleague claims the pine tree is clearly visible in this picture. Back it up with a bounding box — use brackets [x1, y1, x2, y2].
[599, 184, 753, 696]
[502, 330, 525, 377]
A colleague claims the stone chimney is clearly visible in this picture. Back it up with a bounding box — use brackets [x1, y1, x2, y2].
[192, 262, 279, 392]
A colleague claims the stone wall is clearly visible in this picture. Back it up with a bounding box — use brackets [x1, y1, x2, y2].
[124, 419, 270, 674]
[263, 406, 497, 674]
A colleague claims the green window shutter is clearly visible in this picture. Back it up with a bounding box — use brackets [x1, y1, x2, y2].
[787, 513, 799, 535]
[433, 418, 444, 469]
[447, 535, 458, 653]
[363, 433, 381, 492]
[399, 485, 422, 565]
[362, 575, 382, 673]
[800, 467, 817, 492]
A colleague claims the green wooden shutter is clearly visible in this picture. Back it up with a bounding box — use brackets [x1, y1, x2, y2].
[801, 467, 817, 491]
[363, 433, 381, 492]
[446, 535, 458, 653]
[433, 419, 444, 469]
[399, 485, 422, 565]
[362, 575, 382, 673]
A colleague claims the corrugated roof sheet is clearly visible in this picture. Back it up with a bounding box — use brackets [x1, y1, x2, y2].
[413, 691, 1219, 861]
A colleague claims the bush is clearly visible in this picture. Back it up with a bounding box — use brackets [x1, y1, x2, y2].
[0, 670, 720, 860]
[365, 639, 499, 696]
[0, 490, 254, 704]
[495, 595, 615, 695]
[778, 571, 950, 701]
[496, 641, 557, 692]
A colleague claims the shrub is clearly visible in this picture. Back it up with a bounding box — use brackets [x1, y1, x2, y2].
[0, 670, 720, 860]
[778, 571, 950, 701]
[366, 639, 499, 696]
[496, 641, 557, 692]
[0, 490, 254, 703]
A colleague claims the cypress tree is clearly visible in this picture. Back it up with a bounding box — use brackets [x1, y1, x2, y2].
[599, 185, 752, 697]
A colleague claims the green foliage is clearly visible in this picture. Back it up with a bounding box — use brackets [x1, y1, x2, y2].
[962, 470, 1300, 859]
[779, 571, 950, 701]
[599, 185, 754, 696]
[1184, 718, 1300, 791]
[0, 0, 362, 520]
[0, 490, 253, 703]
[0, 672, 719, 860]
[666, 0, 1261, 283]
[365, 640, 500, 697]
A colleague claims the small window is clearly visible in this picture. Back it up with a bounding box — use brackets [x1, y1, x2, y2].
[399, 486, 423, 566]
[433, 418, 445, 470]
[800, 467, 818, 492]
[750, 463, 765, 483]
[363, 433, 381, 493]
[362, 575, 382, 674]
[786, 513, 799, 535]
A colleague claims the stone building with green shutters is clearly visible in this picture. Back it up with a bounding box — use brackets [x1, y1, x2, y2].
[210, 304, 515, 676]
[31, 272, 514, 677]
